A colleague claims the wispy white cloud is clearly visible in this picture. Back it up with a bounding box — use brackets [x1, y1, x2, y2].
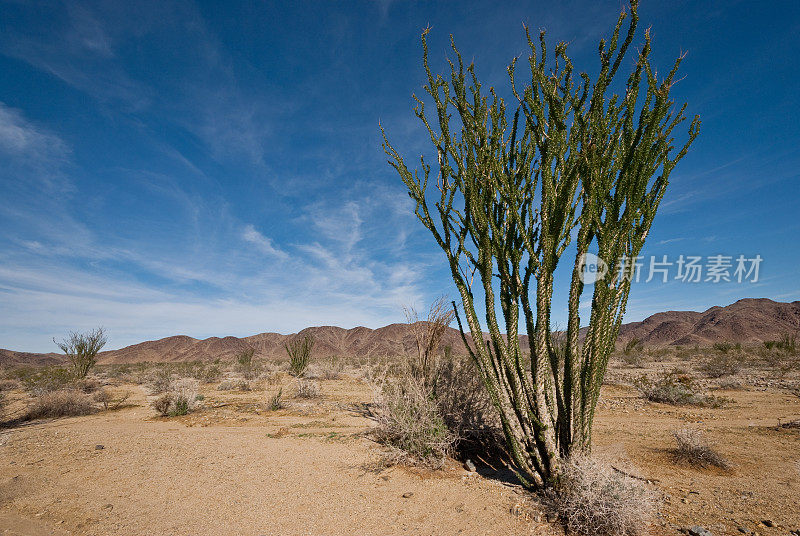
[241, 224, 288, 260]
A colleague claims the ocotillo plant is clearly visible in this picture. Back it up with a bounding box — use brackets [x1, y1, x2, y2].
[54, 327, 107, 379]
[382, 1, 699, 488]
[285, 335, 314, 377]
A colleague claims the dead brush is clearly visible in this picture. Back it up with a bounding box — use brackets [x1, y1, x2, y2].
[294, 379, 321, 399]
[25, 389, 95, 420]
[370, 374, 455, 468]
[555, 456, 657, 536]
[671, 428, 731, 469]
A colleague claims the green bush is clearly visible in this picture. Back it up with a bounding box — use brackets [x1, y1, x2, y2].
[633, 373, 727, 407]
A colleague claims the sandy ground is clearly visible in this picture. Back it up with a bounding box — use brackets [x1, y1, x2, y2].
[1, 374, 799, 536]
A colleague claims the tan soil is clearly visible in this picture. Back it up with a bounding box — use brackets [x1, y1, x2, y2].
[1, 374, 799, 536]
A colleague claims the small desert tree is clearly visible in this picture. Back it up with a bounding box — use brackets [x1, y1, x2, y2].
[382, 1, 699, 488]
[54, 327, 107, 379]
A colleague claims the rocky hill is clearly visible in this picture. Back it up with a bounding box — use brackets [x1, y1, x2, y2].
[2, 298, 798, 366]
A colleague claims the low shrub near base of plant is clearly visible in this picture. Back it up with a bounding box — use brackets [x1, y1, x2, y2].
[556, 456, 657, 536]
[152, 378, 199, 417]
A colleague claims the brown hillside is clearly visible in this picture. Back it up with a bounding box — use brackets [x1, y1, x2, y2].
[2, 298, 798, 366]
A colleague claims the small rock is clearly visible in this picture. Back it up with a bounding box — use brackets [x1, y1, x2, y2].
[94, 444, 104, 450]
[402, 492, 413, 498]
[464, 459, 476, 472]
[102, 504, 113, 511]
[688, 526, 713, 536]
[736, 527, 749, 534]
[760, 520, 774, 528]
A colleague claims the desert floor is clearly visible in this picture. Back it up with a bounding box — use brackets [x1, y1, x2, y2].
[1, 372, 799, 536]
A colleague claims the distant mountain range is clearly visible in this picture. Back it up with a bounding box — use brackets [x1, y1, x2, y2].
[2, 298, 798, 366]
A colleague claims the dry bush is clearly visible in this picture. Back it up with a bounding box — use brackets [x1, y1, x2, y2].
[199, 364, 223, 384]
[152, 378, 198, 416]
[699, 353, 743, 378]
[403, 296, 455, 383]
[18, 366, 74, 394]
[75, 377, 101, 393]
[556, 456, 657, 536]
[672, 428, 731, 469]
[93, 388, 113, 409]
[633, 373, 727, 407]
[147, 366, 173, 395]
[217, 379, 251, 391]
[430, 352, 499, 450]
[621, 353, 645, 368]
[25, 389, 95, 420]
[371, 375, 455, 468]
[306, 358, 344, 380]
[295, 379, 321, 399]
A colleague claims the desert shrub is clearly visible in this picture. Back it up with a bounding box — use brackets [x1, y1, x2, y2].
[712, 342, 740, 354]
[268, 388, 284, 410]
[152, 393, 173, 416]
[18, 366, 74, 394]
[54, 327, 106, 379]
[430, 353, 498, 450]
[699, 353, 743, 378]
[217, 379, 251, 391]
[147, 366, 173, 395]
[671, 428, 730, 469]
[623, 337, 643, 356]
[306, 358, 344, 380]
[556, 456, 656, 536]
[621, 353, 645, 368]
[295, 379, 320, 399]
[371, 375, 455, 467]
[152, 378, 198, 416]
[285, 335, 314, 377]
[25, 389, 95, 420]
[633, 374, 727, 407]
[75, 377, 101, 393]
[93, 389, 114, 409]
[199, 364, 223, 383]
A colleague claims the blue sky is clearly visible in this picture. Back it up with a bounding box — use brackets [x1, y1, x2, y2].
[1, 0, 799, 352]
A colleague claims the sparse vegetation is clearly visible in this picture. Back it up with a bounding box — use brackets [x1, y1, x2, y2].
[372, 374, 455, 468]
[217, 379, 251, 391]
[623, 337, 643, 356]
[54, 327, 107, 379]
[268, 388, 284, 410]
[295, 379, 321, 399]
[286, 335, 314, 377]
[699, 352, 743, 378]
[672, 428, 730, 469]
[236, 347, 258, 380]
[633, 373, 727, 407]
[556, 456, 656, 536]
[25, 389, 95, 420]
[152, 378, 198, 417]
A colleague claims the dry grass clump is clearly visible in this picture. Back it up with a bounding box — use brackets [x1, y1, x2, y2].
[671, 428, 731, 469]
[633, 373, 727, 407]
[152, 378, 198, 417]
[556, 456, 657, 536]
[295, 379, 321, 399]
[25, 389, 95, 420]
